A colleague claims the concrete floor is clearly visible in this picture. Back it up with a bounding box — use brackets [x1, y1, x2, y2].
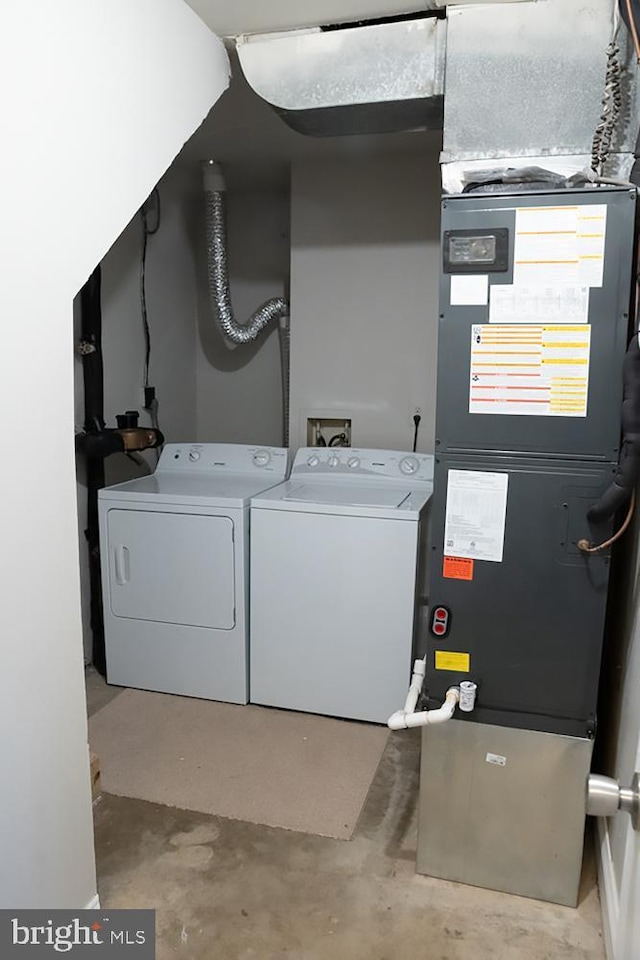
[88, 669, 605, 960]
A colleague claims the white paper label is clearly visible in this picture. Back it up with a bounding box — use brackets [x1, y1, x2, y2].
[444, 470, 509, 563]
[470, 324, 591, 417]
[486, 753, 507, 767]
[450, 274, 489, 306]
[514, 204, 607, 287]
[489, 284, 589, 324]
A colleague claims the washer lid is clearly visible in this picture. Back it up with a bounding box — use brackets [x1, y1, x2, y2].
[282, 482, 412, 509]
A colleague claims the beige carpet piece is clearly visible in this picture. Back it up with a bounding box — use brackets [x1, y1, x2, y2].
[89, 689, 388, 840]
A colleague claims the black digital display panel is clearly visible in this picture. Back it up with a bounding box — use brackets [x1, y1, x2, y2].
[443, 227, 509, 273]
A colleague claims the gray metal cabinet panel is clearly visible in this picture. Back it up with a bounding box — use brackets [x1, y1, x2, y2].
[426, 455, 614, 735]
[435, 188, 635, 460]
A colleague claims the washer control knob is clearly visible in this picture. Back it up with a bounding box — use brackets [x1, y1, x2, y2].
[307, 455, 320, 468]
[347, 457, 360, 469]
[328, 455, 340, 468]
[188, 450, 201, 462]
[252, 449, 271, 467]
[399, 456, 419, 476]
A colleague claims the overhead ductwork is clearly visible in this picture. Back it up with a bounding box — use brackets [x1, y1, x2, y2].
[441, 0, 639, 190]
[235, 15, 446, 137]
[232, 0, 637, 184]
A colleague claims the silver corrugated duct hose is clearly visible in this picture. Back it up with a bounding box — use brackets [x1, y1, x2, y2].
[202, 160, 288, 344]
[202, 159, 290, 444]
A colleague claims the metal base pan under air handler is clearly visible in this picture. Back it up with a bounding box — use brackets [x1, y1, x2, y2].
[417, 719, 592, 906]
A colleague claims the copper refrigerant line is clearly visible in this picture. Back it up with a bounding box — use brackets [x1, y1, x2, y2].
[578, 490, 636, 554]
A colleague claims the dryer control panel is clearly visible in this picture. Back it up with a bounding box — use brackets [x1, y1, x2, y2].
[158, 443, 288, 477]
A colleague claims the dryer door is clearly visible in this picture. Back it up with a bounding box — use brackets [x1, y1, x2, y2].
[107, 509, 235, 629]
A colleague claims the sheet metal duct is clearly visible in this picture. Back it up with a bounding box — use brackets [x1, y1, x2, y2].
[442, 0, 638, 181]
[235, 16, 446, 136]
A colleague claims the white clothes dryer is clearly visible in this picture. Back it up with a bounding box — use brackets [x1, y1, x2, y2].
[98, 443, 287, 702]
[250, 448, 434, 723]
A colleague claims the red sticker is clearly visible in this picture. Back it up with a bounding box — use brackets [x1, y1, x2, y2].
[443, 557, 474, 581]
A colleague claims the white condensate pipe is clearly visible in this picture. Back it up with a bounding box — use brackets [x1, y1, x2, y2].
[387, 657, 462, 730]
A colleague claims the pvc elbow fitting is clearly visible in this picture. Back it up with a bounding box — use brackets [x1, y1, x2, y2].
[387, 711, 408, 731]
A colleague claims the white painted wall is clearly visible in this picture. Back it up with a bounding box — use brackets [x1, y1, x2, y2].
[196, 188, 290, 445]
[0, 0, 228, 909]
[289, 151, 441, 453]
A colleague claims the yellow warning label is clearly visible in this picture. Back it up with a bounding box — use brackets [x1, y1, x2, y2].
[469, 324, 591, 417]
[435, 651, 470, 673]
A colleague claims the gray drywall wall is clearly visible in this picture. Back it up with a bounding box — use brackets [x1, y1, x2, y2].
[196, 188, 290, 445]
[289, 150, 441, 453]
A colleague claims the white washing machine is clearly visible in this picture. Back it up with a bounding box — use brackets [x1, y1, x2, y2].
[98, 443, 288, 702]
[250, 447, 434, 723]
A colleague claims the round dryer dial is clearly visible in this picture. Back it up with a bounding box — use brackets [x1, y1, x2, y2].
[347, 457, 360, 469]
[327, 455, 340, 468]
[307, 455, 320, 467]
[252, 449, 271, 467]
[399, 456, 419, 476]
[188, 450, 201, 462]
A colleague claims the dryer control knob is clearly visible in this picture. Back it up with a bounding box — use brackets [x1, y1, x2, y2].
[347, 457, 360, 469]
[188, 450, 201, 462]
[399, 456, 419, 476]
[307, 455, 320, 468]
[328, 455, 340, 468]
[253, 449, 271, 467]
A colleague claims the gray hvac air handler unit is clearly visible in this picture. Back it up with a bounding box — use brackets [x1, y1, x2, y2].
[418, 187, 635, 905]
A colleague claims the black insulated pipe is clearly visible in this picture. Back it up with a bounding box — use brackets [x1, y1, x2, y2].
[79, 266, 107, 676]
[589, 335, 640, 522]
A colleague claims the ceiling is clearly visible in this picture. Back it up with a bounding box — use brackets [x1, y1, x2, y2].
[183, 0, 430, 39]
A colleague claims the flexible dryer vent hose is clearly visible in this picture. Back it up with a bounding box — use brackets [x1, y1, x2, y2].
[202, 160, 289, 344]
